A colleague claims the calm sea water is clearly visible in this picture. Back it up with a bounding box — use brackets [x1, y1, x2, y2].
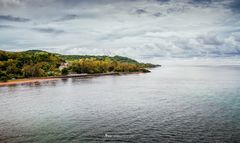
[0, 65, 240, 143]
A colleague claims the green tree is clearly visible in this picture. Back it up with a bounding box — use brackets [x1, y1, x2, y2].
[61, 68, 69, 75]
[0, 71, 8, 82]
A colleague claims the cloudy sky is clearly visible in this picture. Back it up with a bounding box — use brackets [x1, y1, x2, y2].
[0, 0, 240, 61]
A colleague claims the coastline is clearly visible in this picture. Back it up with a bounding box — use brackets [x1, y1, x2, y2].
[0, 77, 60, 87]
[0, 72, 146, 87]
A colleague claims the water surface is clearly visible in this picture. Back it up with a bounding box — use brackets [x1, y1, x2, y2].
[0, 65, 240, 143]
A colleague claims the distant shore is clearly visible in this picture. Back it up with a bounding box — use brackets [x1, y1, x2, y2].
[0, 72, 146, 87]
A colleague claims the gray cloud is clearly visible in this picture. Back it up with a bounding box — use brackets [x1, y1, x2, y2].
[0, 15, 30, 22]
[56, 14, 79, 21]
[156, 0, 170, 2]
[136, 9, 147, 15]
[55, 13, 98, 22]
[32, 28, 65, 34]
[0, 24, 14, 29]
[229, 0, 240, 13]
[153, 12, 163, 17]
[191, 0, 212, 4]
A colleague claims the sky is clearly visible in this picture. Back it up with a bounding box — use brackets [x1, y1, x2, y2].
[0, 0, 240, 62]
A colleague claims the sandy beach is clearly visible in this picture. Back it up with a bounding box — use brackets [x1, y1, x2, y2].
[0, 78, 60, 87]
[0, 72, 145, 87]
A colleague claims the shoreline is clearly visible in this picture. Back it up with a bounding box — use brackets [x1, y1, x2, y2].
[0, 72, 145, 87]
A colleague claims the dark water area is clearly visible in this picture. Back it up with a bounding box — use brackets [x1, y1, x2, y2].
[0, 65, 240, 143]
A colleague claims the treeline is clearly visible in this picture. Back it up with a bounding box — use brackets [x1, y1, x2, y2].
[61, 55, 159, 68]
[69, 58, 150, 74]
[0, 50, 159, 82]
[60, 55, 138, 63]
[0, 50, 63, 81]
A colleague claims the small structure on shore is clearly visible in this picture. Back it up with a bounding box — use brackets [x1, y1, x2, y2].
[59, 63, 69, 70]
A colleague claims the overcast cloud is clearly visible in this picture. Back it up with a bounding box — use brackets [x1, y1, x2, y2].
[0, 0, 240, 61]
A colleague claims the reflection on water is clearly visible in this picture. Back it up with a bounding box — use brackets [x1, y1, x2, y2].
[0, 65, 240, 143]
